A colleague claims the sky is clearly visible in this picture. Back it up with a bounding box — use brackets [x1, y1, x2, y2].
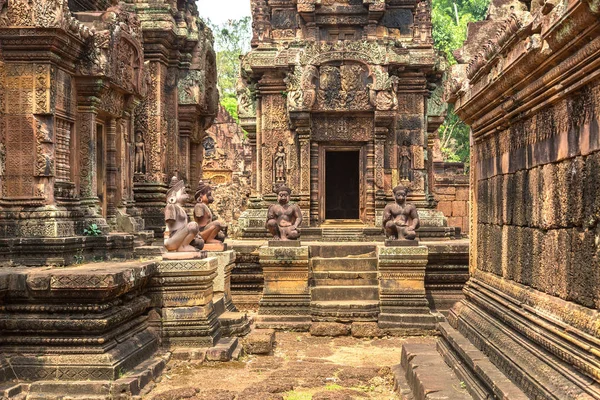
[197, 0, 251, 25]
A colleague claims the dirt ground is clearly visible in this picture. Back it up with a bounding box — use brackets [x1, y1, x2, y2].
[146, 332, 434, 400]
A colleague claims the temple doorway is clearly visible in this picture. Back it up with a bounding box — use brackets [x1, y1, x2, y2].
[325, 150, 360, 220]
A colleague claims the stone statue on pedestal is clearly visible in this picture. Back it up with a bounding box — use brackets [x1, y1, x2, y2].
[194, 180, 227, 250]
[266, 185, 302, 241]
[164, 176, 203, 252]
[383, 184, 420, 241]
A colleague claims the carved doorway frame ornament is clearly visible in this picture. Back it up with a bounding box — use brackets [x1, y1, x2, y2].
[318, 144, 365, 224]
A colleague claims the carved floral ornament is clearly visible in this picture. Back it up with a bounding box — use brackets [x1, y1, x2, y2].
[0, 0, 92, 39]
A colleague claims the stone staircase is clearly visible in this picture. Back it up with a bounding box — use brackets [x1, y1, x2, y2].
[310, 244, 379, 322]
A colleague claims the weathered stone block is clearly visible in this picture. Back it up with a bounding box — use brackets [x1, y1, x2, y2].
[310, 322, 351, 337]
[242, 329, 275, 354]
[437, 200, 453, 217]
[377, 245, 436, 330]
[455, 187, 469, 201]
[452, 200, 467, 216]
[257, 245, 311, 330]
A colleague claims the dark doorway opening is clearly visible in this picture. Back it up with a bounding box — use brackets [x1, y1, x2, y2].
[325, 151, 360, 219]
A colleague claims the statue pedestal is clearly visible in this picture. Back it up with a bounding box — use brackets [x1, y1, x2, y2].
[148, 257, 221, 347]
[377, 245, 436, 332]
[256, 244, 311, 331]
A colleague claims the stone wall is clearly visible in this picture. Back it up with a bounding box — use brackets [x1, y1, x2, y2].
[441, 0, 600, 398]
[433, 161, 469, 234]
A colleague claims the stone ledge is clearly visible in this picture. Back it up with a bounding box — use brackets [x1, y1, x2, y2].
[400, 340, 471, 400]
[437, 322, 528, 400]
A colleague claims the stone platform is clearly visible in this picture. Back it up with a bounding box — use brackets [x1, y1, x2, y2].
[231, 240, 468, 327]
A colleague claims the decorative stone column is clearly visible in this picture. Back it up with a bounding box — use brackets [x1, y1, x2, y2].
[147, 257, 221, 347]
[256, 244, 311, 331]
[377, 244, 436, 332]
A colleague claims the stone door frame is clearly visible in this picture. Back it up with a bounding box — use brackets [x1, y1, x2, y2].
[317, 143, 366, 224]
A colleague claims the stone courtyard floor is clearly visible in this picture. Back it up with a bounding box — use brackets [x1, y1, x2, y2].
[146, 332, 434, 400]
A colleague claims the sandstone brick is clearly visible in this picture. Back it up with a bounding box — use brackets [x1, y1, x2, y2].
[455, 187, 469, 201]
[242, 329, 275, 355]
[437, 201, 453, 217]
[541, 163, 559, 229]
[435, 186, 456, 195]
[351, 322, 385, 338]
[447, 217, 464, 231]
[310, 322, 350, 337]
[452, 201, 467, 217]
[569, 229, 598, 308]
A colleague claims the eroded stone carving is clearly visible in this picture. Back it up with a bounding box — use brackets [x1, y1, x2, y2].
[164, 176, 201, 253]
[134, 131, 146, 174]
[266, 185, 302, 241]
[194, 180, 227, 250]
[383, 184, 420, 240]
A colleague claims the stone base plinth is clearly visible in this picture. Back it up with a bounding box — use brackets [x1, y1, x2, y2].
[257, 245, 311, 331]
[148, 258, 221, 347]
[0, 261, 158, 381]
[377, 245, 436, 330]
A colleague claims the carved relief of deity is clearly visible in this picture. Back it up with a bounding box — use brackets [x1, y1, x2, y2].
[134, 131, 146, 174]
[399, 142, 413, 181]
[203, 136, 216, 159]
[273, 141, 287, 185]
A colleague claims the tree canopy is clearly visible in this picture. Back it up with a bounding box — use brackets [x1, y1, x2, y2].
[433, 0, 490, 168]
[207, 17, 252, 121]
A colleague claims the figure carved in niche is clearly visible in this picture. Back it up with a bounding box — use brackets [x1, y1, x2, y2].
[266, 185, 302, 241]
[194, 181, 227, 250]
[203, 136, 216, 159]
[134, 131, 146, 174]
[383, 184, 420, 240]
[252, 0, 272, 44]
[399, 141, 413, 181]
[273, 141, 287, 185]
[164, 176, 202, 252]
[0, 142, 5, 176]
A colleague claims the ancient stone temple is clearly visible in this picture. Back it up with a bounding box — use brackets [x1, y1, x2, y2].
[438, 0, 600, 398]
[0, 0, 218, 264]
[238, 0, 454, 239]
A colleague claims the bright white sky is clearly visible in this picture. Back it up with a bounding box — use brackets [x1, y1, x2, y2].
[197, 0, 251, 25]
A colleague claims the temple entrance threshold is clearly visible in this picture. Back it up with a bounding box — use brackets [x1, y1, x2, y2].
[325, 151, 360, 220]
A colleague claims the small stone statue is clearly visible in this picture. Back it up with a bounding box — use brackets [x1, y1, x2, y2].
[134, 131, 145, 174]
[273, 141, 286, 184]
[383, 184, 420, 241]
[266, 185, 302, 240]
[194, 181, 227, 249]
[164, 176, 202, 252]
[399, 142, 412, 181]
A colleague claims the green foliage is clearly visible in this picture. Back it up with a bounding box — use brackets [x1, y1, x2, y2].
[221, 94, 239, 122]
[438, 105, 471, 169]
[83, 223, 102, 236]
[432, 0, 490, 166]
[208, 17, 252, 115]
[432, 0, 490, 64]
[284, 391, 312, 400]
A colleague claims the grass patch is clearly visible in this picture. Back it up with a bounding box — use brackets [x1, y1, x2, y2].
[284, 390, 313, 400]
[325, 383, 343, 391]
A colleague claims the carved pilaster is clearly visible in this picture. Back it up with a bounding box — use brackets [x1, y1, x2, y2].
[106, 118, 118, 220]
[77, 109, 98, 204]
[310, 141, 319, 226]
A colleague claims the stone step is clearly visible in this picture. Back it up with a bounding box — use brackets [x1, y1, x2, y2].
[133, 245, 164, 258]
[311, 257, 378, 272]
[313, 271, 378, 280]
[311, 285, 379, 301]
[311, 300, 380, 322]
[399, 341, 472, 400]
[313, 278, 379, 286]
[309, 244, 376, 258]
[218, 311, 251, 336]
[0, 382, 23, 399]
[205, 337, 239, 362]
[437, 322, 529, 400]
